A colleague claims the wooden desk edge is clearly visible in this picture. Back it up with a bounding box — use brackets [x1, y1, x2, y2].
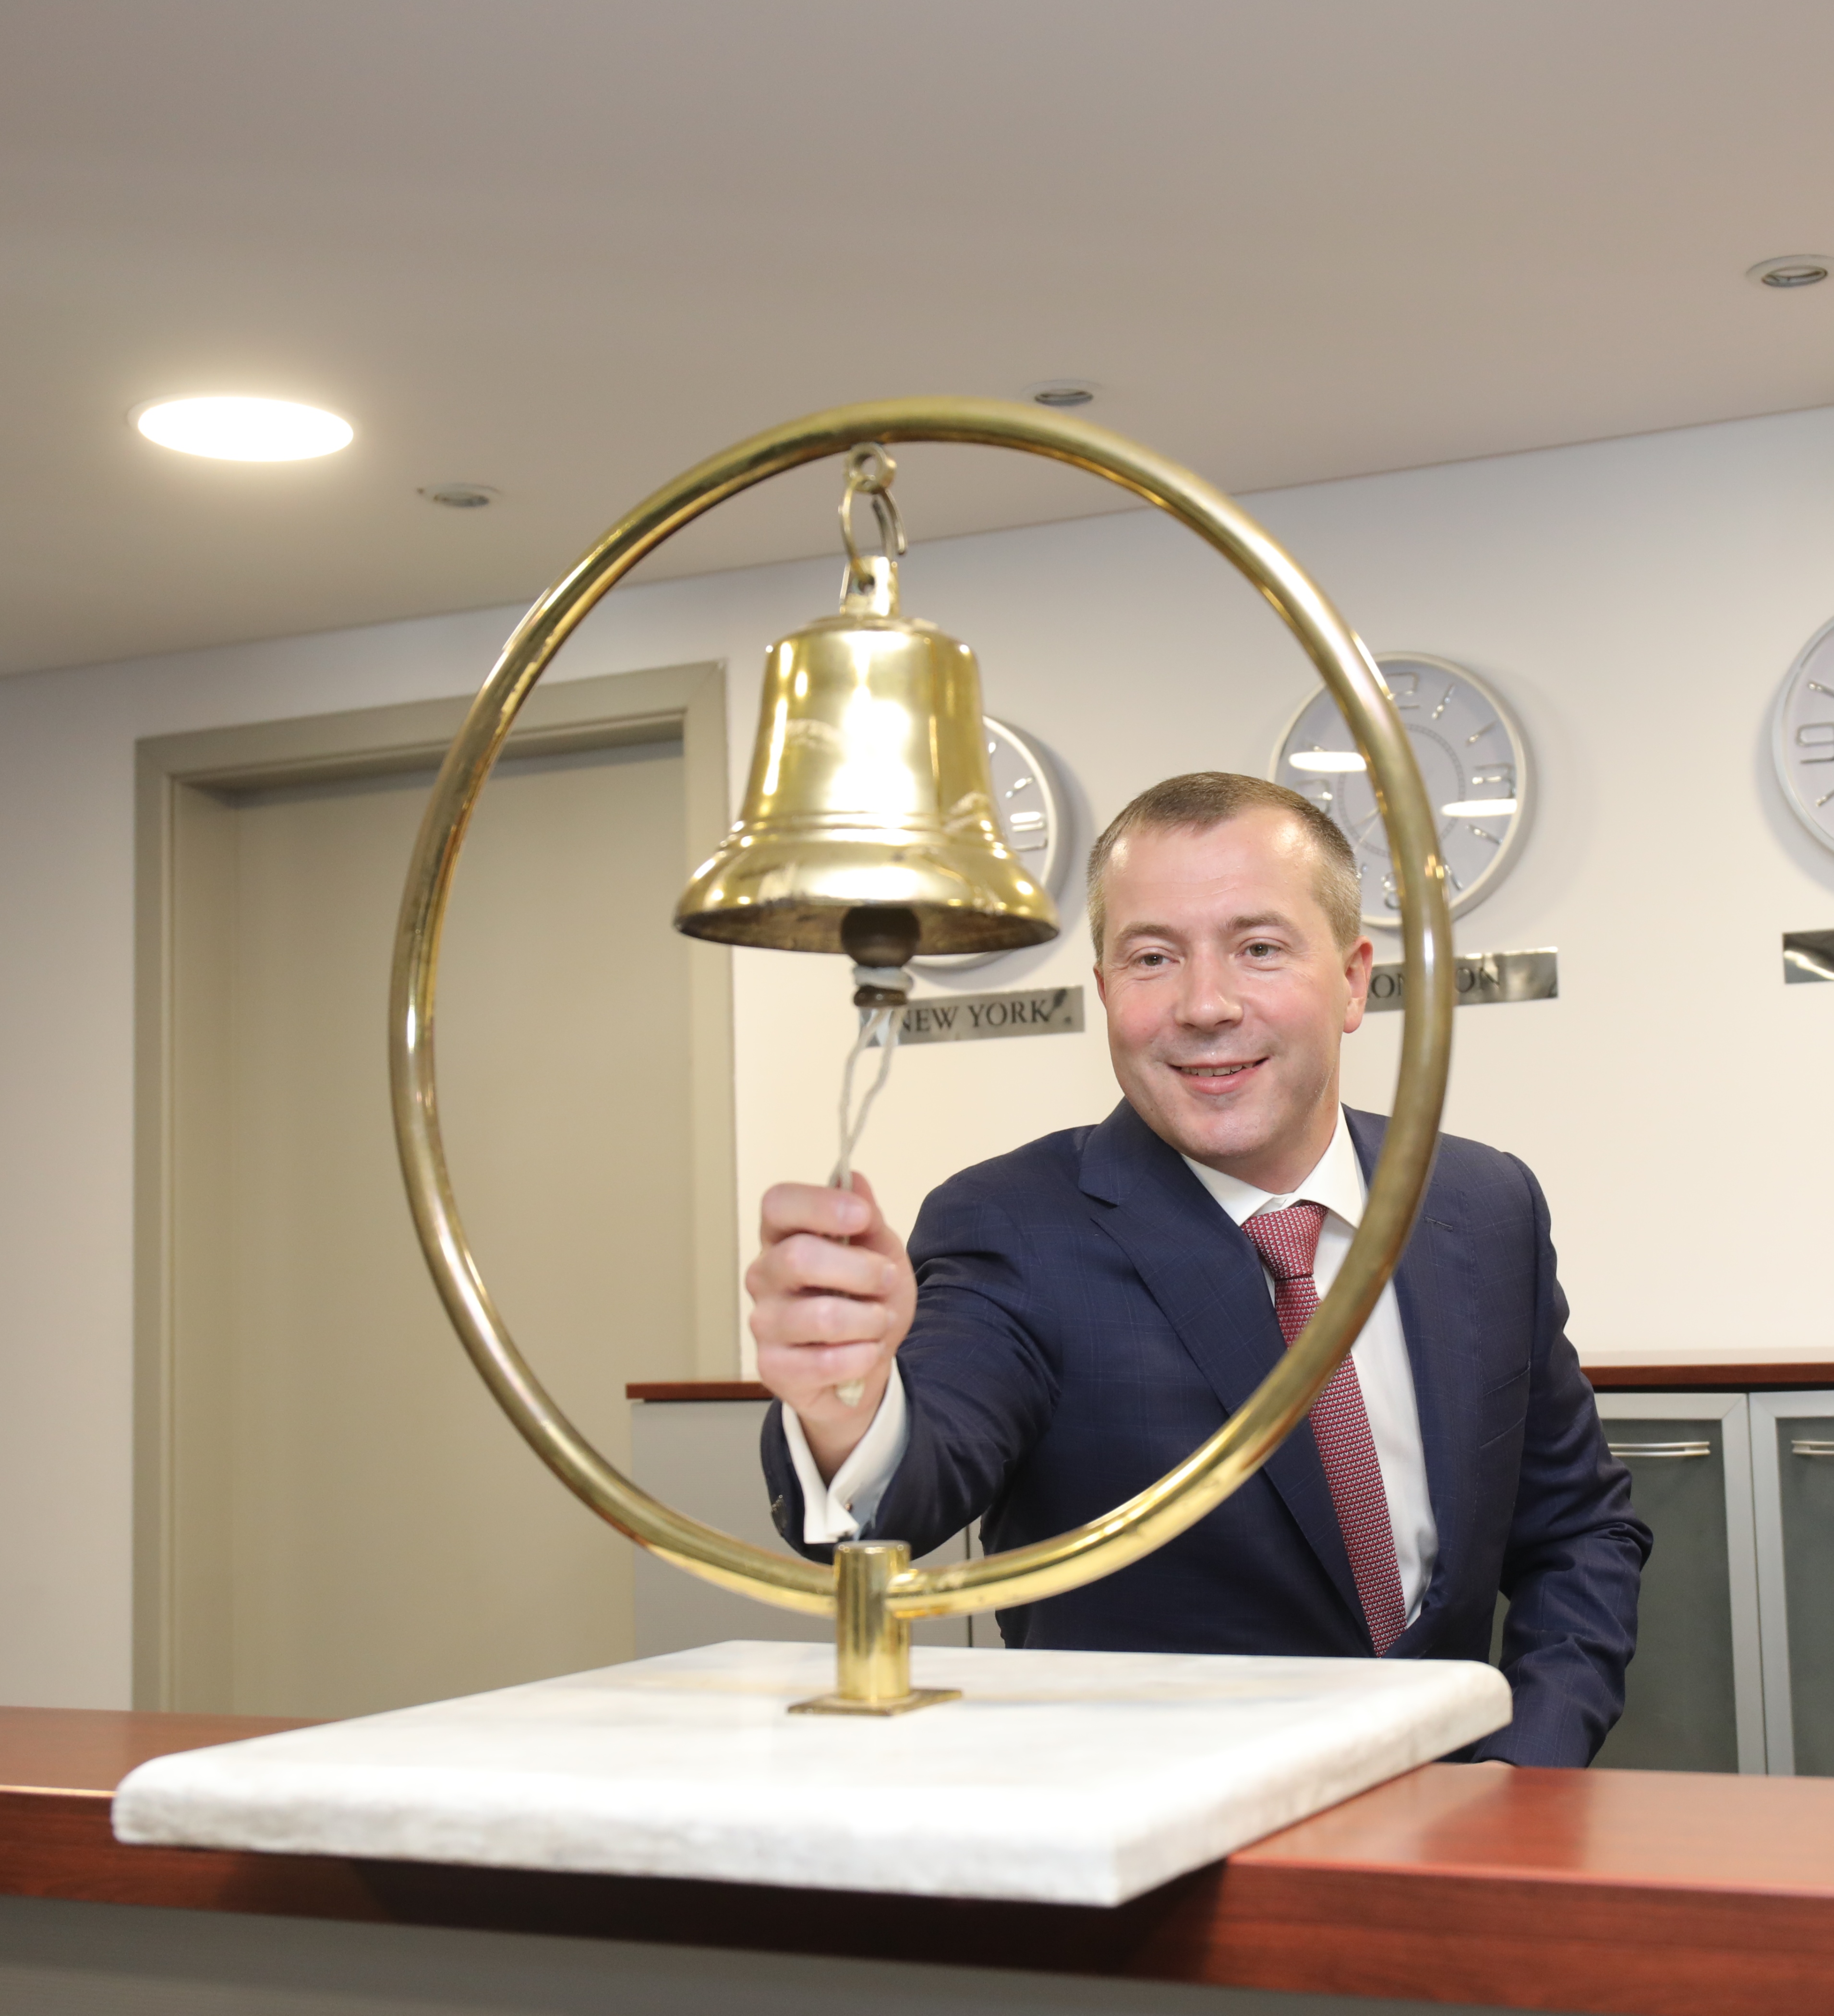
[5, 1790, 1833, 2016]
[627, 1372, 1834, 1400]
[4, 1712, 1834, 2016]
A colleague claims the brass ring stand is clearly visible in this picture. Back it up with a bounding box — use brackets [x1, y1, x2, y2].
[388, 397, 1456, 1710]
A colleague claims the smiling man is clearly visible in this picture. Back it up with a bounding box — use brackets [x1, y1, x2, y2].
[750, 773, 1648, 1766]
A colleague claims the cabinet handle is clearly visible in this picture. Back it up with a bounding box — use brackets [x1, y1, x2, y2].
[1791, 1440, 1834, 1459]
[1607, 1440, 1711, 1459]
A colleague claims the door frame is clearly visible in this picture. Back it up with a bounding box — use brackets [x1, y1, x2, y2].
[133, 662, 735, 1709]
[1750, 1390, 1834, 1775]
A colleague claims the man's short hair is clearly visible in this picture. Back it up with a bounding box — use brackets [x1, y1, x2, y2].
[1086, 772, 1364, 957]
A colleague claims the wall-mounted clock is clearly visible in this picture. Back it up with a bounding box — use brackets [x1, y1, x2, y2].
[1773, 620, 1834, 853]
[914, 717, 1068, 971]
[1271, 653, 1532, 928]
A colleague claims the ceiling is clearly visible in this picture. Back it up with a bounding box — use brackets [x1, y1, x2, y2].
[9, 0, 1834, 678]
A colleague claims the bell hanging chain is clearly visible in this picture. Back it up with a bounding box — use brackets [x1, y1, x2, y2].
[839, 443, 906, 602]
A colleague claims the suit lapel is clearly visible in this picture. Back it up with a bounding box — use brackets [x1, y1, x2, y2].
[1079, 1102, 1365, 1631]
[1345, 1108, 1481, 1646]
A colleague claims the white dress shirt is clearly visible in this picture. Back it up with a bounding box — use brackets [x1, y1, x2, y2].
[783, 1355, 911, 1544]
[784, 1106, 1439, 1626]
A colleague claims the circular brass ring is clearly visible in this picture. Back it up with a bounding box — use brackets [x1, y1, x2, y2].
[388, 396, 1455, 1624]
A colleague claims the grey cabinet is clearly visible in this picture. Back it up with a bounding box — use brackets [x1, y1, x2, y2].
[1583, 1388, 1834, 1776]
[1753, 1394, 1834, 1775]
[1592, 1393, 1764, 1773]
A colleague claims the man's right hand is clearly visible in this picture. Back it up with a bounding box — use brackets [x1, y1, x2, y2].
[747, 1174, 915, 1482]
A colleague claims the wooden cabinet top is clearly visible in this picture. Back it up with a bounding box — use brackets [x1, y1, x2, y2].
[630, 1367, 1834, 1401]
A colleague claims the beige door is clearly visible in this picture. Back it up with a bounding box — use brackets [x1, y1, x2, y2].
[172, 737, 695, 1719]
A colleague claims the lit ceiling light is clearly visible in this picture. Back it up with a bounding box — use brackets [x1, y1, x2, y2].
[1288, 749, 1366, 772]
[1747, 255, 1832, 290]
[1026, 380, 1097, 408]
[133, 396, 354, 461]
[1442, 797, 1519, 817]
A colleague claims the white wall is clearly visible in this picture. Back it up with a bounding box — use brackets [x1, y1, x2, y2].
[4, 405, 1833, 1705]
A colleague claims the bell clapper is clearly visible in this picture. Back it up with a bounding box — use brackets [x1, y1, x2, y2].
[827, 906, 919, 1409]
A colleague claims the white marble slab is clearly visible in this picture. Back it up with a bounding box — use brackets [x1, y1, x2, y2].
[113, 1641, 1509, 1907]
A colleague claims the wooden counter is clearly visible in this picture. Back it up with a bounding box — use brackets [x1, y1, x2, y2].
[4, 1706, 1833, 2016]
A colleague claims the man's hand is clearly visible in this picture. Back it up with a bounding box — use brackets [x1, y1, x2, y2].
[747, 1173, 916, 1482]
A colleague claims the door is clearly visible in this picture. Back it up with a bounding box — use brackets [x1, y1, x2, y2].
[164, 732, 700, 1719]
[1591, 1392, 1763, 1773]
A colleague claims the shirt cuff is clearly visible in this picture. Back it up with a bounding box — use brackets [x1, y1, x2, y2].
[783, 1366, 910, 1545]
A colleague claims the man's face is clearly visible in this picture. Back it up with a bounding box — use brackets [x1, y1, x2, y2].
[1094, 811, 1373, 1192]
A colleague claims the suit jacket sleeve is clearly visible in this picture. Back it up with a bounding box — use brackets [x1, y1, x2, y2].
[762, 1172, 1059, 1562]
[1470, 1154, 1652, 1766]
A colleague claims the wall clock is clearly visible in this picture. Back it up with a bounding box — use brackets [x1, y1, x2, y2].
[1773, 619, 1834, 853]
[1271, 653, 1532, 928]
[914, 717, 1067, 970]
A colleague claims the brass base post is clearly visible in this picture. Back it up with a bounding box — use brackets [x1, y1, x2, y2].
[788, 1540, 962, 1716]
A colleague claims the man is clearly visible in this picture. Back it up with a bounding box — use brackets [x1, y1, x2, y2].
[749, 773, 1648, 1767]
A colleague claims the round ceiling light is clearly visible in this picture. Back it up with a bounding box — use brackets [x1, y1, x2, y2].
[419, 483, 499, 509]
[1747, 255, 1832, 290]
[133, 396, 354, 461]
[1026, 380, 1098, 408]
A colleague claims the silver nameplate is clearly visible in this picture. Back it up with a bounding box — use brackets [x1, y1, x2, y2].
[868, 985, 1085, 1045]
[1365, 948, 1557, 1013]
[1784, 928, 1834, 984]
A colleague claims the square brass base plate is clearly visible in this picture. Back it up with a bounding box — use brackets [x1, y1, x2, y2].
[787, 1687, 962, 1717]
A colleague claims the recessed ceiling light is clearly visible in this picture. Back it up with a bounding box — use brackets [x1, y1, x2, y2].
[1026, 380, 1098, 408]
[133, 396, 354, 461]
[1747, 255, 1832, 290]
[1287, 749, 1366, 773]
[419, 483, 499, 509]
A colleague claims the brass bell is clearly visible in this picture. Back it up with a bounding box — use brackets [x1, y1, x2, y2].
[674, 447, 1061, 962]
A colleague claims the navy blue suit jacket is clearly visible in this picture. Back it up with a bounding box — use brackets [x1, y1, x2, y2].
[764, 1101, 1650, 1767]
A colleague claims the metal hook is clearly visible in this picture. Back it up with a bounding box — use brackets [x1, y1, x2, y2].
[840, 443, 906, 586]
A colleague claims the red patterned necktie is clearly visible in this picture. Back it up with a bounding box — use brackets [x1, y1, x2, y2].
[1241, 1201, 1409, 1656]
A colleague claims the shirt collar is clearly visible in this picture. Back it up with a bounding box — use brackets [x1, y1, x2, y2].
[1181, 1106, 1366, 1230]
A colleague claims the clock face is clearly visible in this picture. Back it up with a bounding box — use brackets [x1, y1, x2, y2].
[914, 717, 1066, 970]
[1773, 621, 1834, 853]
[1270, 654, 1532, 928]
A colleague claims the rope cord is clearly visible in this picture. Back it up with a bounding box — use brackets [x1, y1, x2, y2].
[830, 1008, 900, 1191]
[827, 1005, 902, 1405]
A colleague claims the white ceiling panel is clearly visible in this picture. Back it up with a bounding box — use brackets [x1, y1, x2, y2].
[5, 0, 1834, 673]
